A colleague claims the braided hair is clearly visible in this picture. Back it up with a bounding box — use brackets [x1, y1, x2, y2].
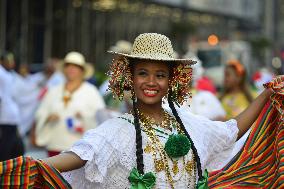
[167, 91, 203, 181]
[132, 97, 145, 174]
[128, 58, 144, 174]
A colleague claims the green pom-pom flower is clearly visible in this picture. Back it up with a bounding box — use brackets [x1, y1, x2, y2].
[164, 134, 191, 158]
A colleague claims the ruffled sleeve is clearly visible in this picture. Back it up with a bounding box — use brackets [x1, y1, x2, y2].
[62, 115, 136, 187]
[175, 106, 239, 171]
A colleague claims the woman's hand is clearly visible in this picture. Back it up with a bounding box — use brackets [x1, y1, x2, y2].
[75, 112, 83, 119]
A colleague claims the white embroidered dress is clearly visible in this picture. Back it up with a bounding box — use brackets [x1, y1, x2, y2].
[62, 106, 238, 188]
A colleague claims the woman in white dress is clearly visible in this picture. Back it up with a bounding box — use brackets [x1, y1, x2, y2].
[43, 33, 273, 189]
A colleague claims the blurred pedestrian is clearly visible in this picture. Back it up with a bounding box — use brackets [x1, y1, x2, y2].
[34, 57, 65, 100]
[217, 60, 257, 164]
[0, 52, 24, 161]
[220, 60, 255, 119]
[28, 58, 65, 147]
[34, 51, 105, 157]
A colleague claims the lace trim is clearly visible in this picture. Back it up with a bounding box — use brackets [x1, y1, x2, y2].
[69, 116, 136, 183]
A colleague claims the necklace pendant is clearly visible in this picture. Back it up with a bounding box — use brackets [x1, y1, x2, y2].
[185, 160, 194, 174]
[154, 159, 165, 172]
[172, 160, 179, 175]
[144, 143, 153, 153]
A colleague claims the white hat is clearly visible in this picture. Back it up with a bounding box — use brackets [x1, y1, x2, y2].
[64, 51, 86, 67]
[63, 51, 94, 79]
[109, 40, 132, 54]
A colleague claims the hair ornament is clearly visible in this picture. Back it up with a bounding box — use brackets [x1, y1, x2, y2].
[107, 56, 133, 100]
[169, 63, 193, 105]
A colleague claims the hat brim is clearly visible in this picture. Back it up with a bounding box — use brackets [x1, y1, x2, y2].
[108, 51, 196, 65]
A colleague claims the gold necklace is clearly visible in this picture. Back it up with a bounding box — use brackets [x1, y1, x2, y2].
[137, 110, 196, 188]
[63, 82, 82, 108]
[63, 90, 72, 107]
[137, 110, 172, 131]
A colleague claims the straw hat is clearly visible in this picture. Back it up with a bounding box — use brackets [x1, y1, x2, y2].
[63, 51, 94, 79]
[108, 33, 195, 64]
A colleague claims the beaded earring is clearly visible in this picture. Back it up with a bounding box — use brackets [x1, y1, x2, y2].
[168, 63, 193, 105]
[108, 56, 133, 100]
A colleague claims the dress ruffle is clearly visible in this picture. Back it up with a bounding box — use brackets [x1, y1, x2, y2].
[63, 109, 239, 188]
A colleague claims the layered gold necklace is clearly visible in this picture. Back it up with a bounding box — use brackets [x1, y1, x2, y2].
[137, 110, 196, 188]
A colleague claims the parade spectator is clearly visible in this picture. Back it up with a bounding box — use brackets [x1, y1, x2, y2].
[220, 59, 256, 119]
[34, 51, 105, 157]
[0, 52, 24, 160]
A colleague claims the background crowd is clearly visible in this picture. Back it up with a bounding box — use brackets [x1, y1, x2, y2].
[0, 40, 276, 160]
[0, 0, 280, 161]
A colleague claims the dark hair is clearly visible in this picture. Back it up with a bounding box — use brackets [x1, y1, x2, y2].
[129, 58, 145, 174]
[132, 99, 145, 174]
[220, 64, 253, 103]
[167, 90, 203, 181]
[129, 58, 203, 180]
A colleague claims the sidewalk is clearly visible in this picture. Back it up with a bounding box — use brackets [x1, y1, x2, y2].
[23, 136, 47, 159]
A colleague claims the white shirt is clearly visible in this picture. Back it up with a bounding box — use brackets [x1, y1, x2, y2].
[13, 71, 65, 135]
[62, 106, 238, 188]
[35, 82, 105, 151]
[0, 66, 20, 125]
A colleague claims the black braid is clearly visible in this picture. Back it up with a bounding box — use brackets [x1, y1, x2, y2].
[132, 98, 145, 174]
[128, 58, 144, 174]
[167, 90, 203, 180]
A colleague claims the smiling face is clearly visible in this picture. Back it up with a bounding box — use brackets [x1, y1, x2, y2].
[132, 60, 170, 109]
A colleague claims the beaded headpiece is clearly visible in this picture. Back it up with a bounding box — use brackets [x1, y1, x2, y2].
[107, 33, 195, 104]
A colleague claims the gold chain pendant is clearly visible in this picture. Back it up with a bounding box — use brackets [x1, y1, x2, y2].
[172, 160, 179, 175]
[185, 160, 194, 174]
[154, 159, 165, 172]
[144, 143, 153, 153]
